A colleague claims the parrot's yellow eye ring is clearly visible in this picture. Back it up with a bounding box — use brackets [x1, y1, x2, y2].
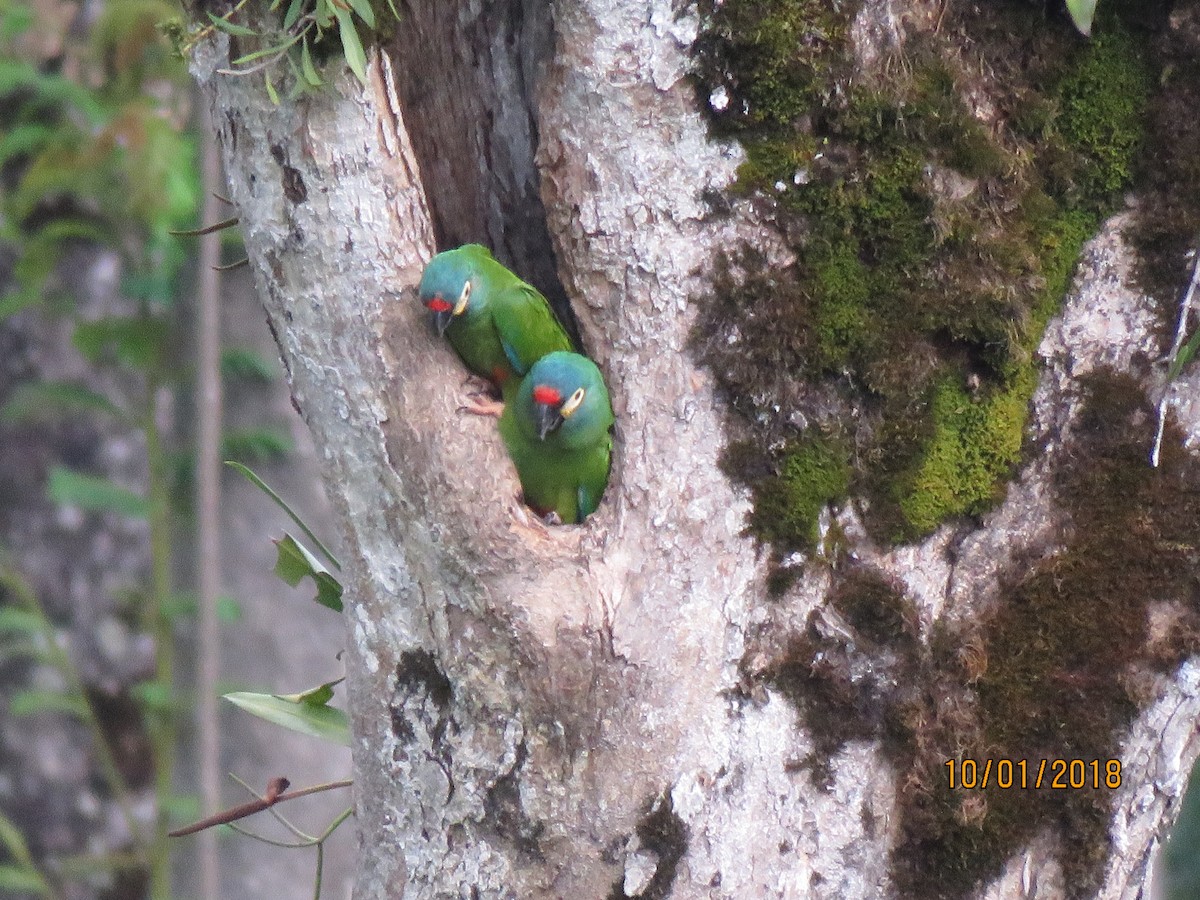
[560, 387, 586, 418]
[453, 281, 472, 316]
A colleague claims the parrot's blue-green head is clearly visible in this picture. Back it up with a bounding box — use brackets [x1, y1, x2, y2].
[516, 351, 614, 450]
[417, 245, 491, 336]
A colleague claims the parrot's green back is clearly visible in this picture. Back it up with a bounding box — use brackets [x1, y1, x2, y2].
[419, 245, 572, 398]
[499, 352, 613, 524]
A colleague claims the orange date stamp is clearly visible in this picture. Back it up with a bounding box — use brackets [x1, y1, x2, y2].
[944, 758, 1122, 790]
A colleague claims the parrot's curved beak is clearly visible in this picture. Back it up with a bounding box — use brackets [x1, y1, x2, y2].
[535, 402, 563, 441]
[433, 308, 453, 337]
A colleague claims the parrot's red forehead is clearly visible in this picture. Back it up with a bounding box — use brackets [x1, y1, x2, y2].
[532, 385, 561, 406]
[427, 297, 452, 313]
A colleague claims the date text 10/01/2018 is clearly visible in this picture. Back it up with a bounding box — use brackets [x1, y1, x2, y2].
[945, 758, 1122, 790]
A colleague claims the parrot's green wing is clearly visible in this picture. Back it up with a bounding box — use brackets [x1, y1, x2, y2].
[490, 283, 573, 378]
[575, 437, 612, 521]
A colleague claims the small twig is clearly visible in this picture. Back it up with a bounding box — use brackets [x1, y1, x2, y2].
[168, 778, 353, 837]
[231, 773, 311, 842]
[1151, 247, 1200, 467]
[169, 216, 240, 237]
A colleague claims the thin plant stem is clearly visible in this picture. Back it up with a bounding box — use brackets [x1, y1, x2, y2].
[143, 372, 177, 900]
[224, 805, 352, 850]
[226, 804, 352, 900]
[230, 773, 313, 841]
[196, 101, 225, 900]
[1152, 245, 1200, 467]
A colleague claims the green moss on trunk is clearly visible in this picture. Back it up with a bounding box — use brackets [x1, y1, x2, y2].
[693, 0, 1161, 552]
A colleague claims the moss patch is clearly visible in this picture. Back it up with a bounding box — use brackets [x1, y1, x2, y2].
[752, 371, 1200, 898]
[734, 434, 850, 555]
[1055, 28, 1153, 204]
[765, 564, 922, 781]
[895, 372, 1032, 535]
[694, 0, 856, 132]
[692, 0, 1161, 552]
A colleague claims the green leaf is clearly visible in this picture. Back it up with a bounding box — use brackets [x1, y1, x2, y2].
[221, 427, 293, 464]
[120, 271, 174, 305]
[28, 219, 109, 246]
[0, 866, 48, 894]
[206, 11, 258, 37]
[8, 220, 111, 307]
[220, 347, 277, 383]
[265, 72, 280, 106]
[130, 681, 174, 713]
[10, 689, 88, 718]
[0, 814, 45, 892]
[0, 638, 48, 664]
[1168, 327, 1200, 382]
[1, 381, 126, 425]
[313, 0, 333, 29]
[1065, 0, 1098, 36]
[226, 462, 341, 569]
[346, 0, 374, 30]
[231, 30, 302, 65]
[0, 60, 104, 123]
[0, 288, 39, 321]
[47, 467, 149, 519]
[273, 534, 343, 612]
[0, 808, 38, 868]
[0, 608, 45, 637]
[332, 4, 367, 85]
[161, 793, 200, 824]
[224, 691, 351, 745]
[275, 677, 344, 706]
[161, 591, 197, 621]
[51, 851, 146, 878]
[215, 595, 243, 623]
[0, 124, 54, 166]
[301, 37, 323, 87]
[72, 316, 168, 370]
[283, 0, 305, 29]
[0, 1, 36, 40]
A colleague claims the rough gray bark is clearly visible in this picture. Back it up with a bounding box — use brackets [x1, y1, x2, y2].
[191, 1, 1200, 898]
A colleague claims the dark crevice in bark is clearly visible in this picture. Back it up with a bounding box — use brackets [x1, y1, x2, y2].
[390, 649, 456, 747]
[387, 0, 582, 347]
[482, 739, 547, 861]
[608, 791, 689, 900]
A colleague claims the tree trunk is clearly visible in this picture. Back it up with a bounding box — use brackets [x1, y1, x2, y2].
[190, 1, 1200, 897]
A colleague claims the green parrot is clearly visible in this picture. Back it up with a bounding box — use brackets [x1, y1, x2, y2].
[499, 351, 614, 524]
[417, 244, 573, 407]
